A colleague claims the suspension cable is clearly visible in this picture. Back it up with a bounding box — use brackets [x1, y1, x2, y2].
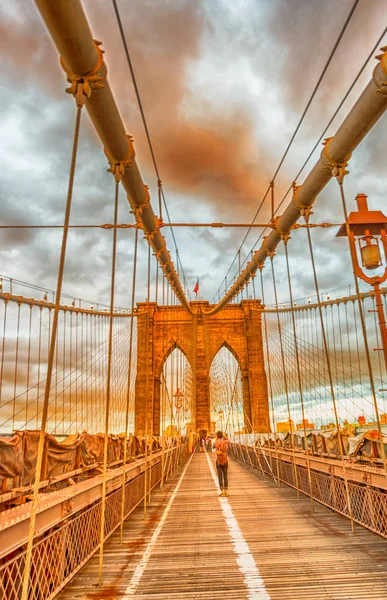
[120, 226, 139, 541]
[111, 0, 190, 299]
[305, 217, 355, 532]
[222, 23, 387, 296]
[336, 174, 387, 477]
[259, 268, 281, 486]
[270, 255, 300, 497]
[283, 241, 314, 507]
[213, 0, 360, 300]
[98, 178, 120, 586]
[21, 97, 84, 600]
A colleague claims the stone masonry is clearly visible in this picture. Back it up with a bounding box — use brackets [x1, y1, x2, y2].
[134, 299, 270, 436]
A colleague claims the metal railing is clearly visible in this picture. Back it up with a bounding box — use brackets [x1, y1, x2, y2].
[0, 443, 187, 600]
[231, 443, 387, 539]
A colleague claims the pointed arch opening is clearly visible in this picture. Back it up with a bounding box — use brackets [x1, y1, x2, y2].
[209, 344, 245, 435]
[159, 343, 193, 437]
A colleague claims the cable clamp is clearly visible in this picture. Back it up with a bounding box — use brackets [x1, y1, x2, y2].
[375, 46, 387, 96]
[132, 185, 152, 215]
[61, 40, 106, 106]
[154, 248, 165, 261]
[273, 216, 291, 244]
[105, 135, 135, 182]
[291, 181, 314, 222]
[266, 249, 276, 262]
[321, 137, 350, 183]
[100, 223, 136, 229]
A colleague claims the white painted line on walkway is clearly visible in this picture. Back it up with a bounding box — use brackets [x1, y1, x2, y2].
[206, 451, 271, 600]
[123, 452, 194, 596]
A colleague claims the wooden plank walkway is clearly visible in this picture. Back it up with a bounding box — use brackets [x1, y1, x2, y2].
[57, 452, 387, 599]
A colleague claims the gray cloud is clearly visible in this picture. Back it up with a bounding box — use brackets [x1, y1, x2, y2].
[0, 0, 386, 307]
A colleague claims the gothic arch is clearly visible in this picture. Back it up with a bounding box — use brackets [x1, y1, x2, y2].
[208, 338, 245, 375]
[134, 300, 270, 436]
[209, 340, 251, 429]
[155, 339, 192, 379]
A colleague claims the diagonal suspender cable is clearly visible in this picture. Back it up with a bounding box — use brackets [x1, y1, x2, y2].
[283, 241, 314, 507]
[270, 256, 300, 497]
[213, 0, 360, 301]
[111, 0, 190, 301]
[21, 98, 84, 600]
[35, 0, 191, 313]
[120, 225, 139, 542]
[305, 219, 355, 532]
[207, 39, 387, 315]
[336, 174, 387, 477]
[98, 178, 120, 585]
[232, 24, 387, 284]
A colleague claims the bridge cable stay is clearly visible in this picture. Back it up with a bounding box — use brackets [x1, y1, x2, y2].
[97, 176, 121, 585]
[266, 306, 348, 422]
[259, 267, 281, 486]
[283, 239, 314, 507]
[225, 27, 387, 298]
[20, 85, 86, 600]
[261, 265, 386, 419]
[120, 225, 139, 541]
[269, 256, 301, 497]
[111, 0, 191, 302]
[213, 0, 360, 302]
[265, 301, 350, 439]
[265, 304, 382, 427]
[335, 172, 387, 473]
[259, 259, 387, 512]
[145, 244, 152, 510]
[143, 289, 150, 518]
[304, 211, 356, 531]
[227, 31, 387, 298]
[0, 295, 137, 432]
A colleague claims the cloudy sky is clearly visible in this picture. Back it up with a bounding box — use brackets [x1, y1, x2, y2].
[1, 0, 387, 309]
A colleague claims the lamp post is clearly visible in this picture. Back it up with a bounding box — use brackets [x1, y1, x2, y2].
[337, 193, 387, 371]
[218, 409, 224, 428]
[173, 387, 184, 434]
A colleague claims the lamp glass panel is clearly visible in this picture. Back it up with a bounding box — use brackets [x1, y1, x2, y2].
[360, 241, 381, 270]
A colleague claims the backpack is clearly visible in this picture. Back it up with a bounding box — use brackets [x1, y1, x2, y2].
[216, 440, 228, 466]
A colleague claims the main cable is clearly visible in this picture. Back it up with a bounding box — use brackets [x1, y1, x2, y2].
[111, 0, 190, 300]
[231, 23, 387, 285]
[212, 0, 366, 300]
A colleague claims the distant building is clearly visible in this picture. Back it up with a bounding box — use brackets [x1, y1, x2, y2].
[276, 419, 294, 433]
[296, 419, 315, 430]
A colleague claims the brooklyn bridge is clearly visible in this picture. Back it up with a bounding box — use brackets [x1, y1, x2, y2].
[1, 0, 387, 598]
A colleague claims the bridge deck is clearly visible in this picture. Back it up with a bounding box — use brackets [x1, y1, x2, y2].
[58, 452, 387, 599]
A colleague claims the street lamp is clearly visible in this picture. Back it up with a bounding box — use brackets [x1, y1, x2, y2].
[337, 193, 387, 371]
[173, 387, 184, 434]
[218, 410, 224, 424]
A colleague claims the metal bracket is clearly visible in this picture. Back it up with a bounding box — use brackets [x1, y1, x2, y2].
[321, 137, 350, 183]
[375, 46, 387, 96]
[291, 181, 314, 222]
[61, 40, 106, 106]
[105, 135, 135, 182]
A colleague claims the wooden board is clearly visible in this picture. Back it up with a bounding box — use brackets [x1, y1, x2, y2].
[57, 453, 387, 599]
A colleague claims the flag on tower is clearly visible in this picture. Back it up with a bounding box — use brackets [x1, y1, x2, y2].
[193, 278, 199, 296]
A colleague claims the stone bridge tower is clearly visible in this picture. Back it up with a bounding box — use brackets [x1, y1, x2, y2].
[134, 299, 270, 436]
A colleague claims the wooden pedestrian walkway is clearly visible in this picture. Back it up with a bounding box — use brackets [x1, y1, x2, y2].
[57, 452, 387, 599]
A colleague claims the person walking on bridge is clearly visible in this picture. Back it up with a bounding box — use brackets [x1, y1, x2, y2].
[214, 431, 229, 497]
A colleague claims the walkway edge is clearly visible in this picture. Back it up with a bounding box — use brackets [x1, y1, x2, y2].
[123, 452, 194, 596]
[205, 451, 271, 600]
